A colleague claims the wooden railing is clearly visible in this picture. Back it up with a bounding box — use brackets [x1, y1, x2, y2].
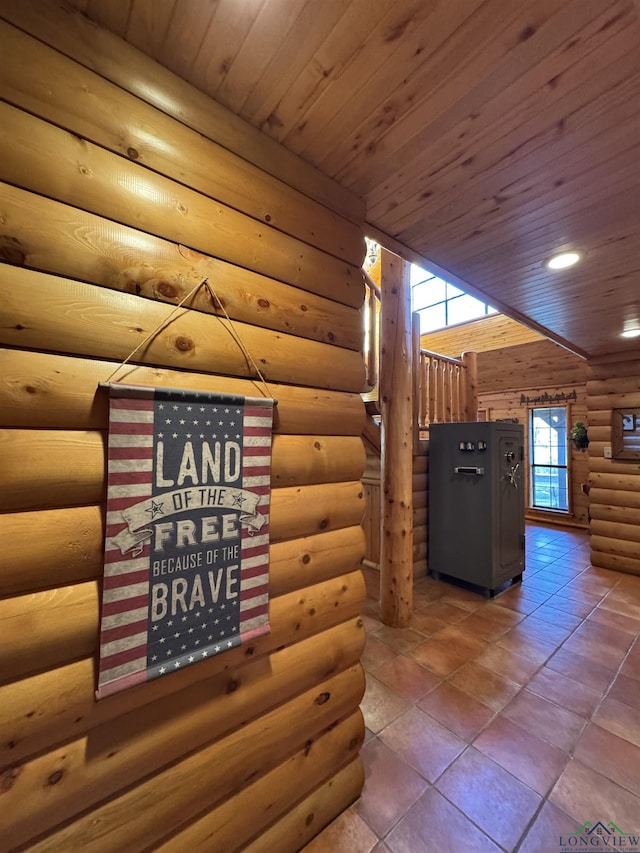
[362, 268, 477, 426]
[417, 348, 478, 428]
[363, 269, 380, 396]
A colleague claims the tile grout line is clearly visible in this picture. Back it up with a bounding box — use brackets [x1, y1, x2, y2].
[353, 528, 639, 852]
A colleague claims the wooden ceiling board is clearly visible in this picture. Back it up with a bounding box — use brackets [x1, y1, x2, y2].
[237, 0, 352, 127]
[255, 0, 395, 143]
[215, 0, 309, 114]
[421, 314, 545, 358]
[308, 0, 489, 174]
[280, 0, 449, 158]
[126, 0, 176, 56]
[54, 0, 640, 357]
[84, 0, 132, 38]
[339, 0, 624, 199]
[186, 0, 267, 101]
[153, 0, 217, 82]
[366, 12, 639, 231]
[397, 127, 640, 259]
[331, 0, 576, 186]
[389, 47, 640, 248]
[441, 182, 640, 277]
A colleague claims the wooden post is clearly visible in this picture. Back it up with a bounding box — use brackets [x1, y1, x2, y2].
[412, 312, 421, 452]
[462, 350, 478, 421]
[379, 248, 413, 627]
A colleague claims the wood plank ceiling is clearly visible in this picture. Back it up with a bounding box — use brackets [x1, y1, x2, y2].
[62, 0, 640, 357]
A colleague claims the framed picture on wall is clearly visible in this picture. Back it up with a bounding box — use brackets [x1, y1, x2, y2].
[612, 408, 640, 460]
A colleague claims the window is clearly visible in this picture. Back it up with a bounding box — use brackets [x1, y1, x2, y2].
[529, 407, 569, 511]
[411, 265, 496, 333]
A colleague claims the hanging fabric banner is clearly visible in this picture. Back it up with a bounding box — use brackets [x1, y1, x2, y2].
[96, 384, 274, 699]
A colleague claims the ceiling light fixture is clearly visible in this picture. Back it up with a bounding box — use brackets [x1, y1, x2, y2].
[546, 251, 581, 270]
[621, 317, 640, 339]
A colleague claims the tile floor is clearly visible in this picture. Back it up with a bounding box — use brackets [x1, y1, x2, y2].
[304, 523, 640, 852]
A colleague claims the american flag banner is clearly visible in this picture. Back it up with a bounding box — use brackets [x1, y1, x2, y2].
[96, 384, 274, 699]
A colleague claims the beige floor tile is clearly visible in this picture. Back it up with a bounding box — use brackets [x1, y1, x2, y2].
[449, 660, 521, 712]
[574, 723, 640, 796]
[550, 760, 640, 831]
[355, 739, 428, 838]
[418, 680, 495, 742]
[385, 788, 502, 853]
[379, 705, 466, 782]
[360, 673, 411, 734]
[474, 714, 568, 795]
[436, 747, 542, 850]
[374, 655, 441, 703]
[502, 689, 587, 752]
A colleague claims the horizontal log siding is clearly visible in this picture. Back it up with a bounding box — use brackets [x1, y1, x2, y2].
[477, 341, 589, 528]
[0, 16, 367, 851]
[15, 668, 365, 853]
[361, 447, 381, 568]
[0, 184, 362, 351]
[0, 0, 365, 225]
[0, 22, 363, 267]
[0, 102, 363, 309]
[413, 442, 429, 578]
[1, 266, 364, 393]
[241, 760, 364, 852]
[587, 353, 640, 576]
[0, 350, 365, 434]
[360, 442, 428, 578]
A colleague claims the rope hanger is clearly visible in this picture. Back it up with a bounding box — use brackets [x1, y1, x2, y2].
[103, 276, 276, 402]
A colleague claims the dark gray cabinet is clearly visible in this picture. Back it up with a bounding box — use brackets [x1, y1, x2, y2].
[428, 421, 525, 596]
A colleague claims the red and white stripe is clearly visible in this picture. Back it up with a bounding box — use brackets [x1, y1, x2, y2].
[239, 403, 273, 641]
[97, 393, 154, 698]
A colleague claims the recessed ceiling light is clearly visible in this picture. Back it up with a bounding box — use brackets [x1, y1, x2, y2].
[547, 252, 581, 270]
[621, 328, 640, 339]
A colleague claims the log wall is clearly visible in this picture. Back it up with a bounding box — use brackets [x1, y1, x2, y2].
[361, 442, 427, 580]
[413, 442, 429, 578]
[476, 340, 590, 527]
[0, 6, 368, 851]
[362, 448, 381, 570]
[587, 351, 640, 576]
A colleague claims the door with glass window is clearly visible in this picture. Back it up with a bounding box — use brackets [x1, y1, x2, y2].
[529, 407, 568, 511]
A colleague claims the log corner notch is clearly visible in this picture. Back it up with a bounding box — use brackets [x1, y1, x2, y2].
[379, 248, 413, 627]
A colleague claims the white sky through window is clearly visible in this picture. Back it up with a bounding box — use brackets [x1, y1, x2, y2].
[411, 264, 496, 333]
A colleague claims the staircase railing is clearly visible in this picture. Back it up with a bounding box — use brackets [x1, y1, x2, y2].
[363, 267, 477, 426]
[363, 269, 380, 398]
[417, 348, 478, 428]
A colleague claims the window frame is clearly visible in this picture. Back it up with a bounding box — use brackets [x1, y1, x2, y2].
[528, 405, 570, 514]
[411, 270, 495, 332]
